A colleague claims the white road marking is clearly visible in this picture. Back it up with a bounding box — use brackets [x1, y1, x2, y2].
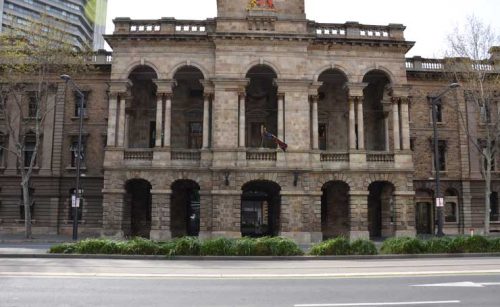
[413, 281, 500, 287]
[294, 301, 460, 307]
[0, 270, 500, 279]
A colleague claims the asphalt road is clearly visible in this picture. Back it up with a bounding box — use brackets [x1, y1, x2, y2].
[1, 257, 500, 307]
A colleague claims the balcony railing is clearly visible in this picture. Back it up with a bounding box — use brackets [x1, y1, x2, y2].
[320, 152, 349, 162]
[124, 149, 153, 161]
[367, 152, 395, 163]
[246, 149, 277, 161]
[171, 149, 201, 161]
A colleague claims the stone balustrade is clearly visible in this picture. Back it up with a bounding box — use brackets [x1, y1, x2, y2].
[311, 22, 404, 40]
[124, 149, 153, 161]
[320, 152, 349, 162]
[113, 17, 214, 35]
[406, 56, 498, 72]
[367, 152, 395, 163]
[246, 149, 277, 161]
[171, 149, 201, 161]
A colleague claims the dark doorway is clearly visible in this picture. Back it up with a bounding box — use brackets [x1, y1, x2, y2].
[241, 180, 281, 237]
[125, 179, 152, 238]
[321, 181, 350, 239]
[171, 180, 200, 237]
[368, 181, 395, 238]
[416, 202, 433, 235]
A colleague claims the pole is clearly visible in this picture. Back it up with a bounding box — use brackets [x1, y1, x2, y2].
[431, 96, 444, 237]
[73, 91, 84, 241]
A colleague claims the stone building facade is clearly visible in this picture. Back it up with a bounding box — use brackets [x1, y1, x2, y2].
[0, 0, 499, 242]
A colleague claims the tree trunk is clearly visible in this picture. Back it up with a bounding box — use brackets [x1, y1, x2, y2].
[484, 169, 491, 235]
[22, 182, 32, 239]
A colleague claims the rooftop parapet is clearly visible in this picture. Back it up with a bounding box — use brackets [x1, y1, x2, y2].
[112, 17, 215, 36]
[405, 56, 497, 72]
[311, 22, 406, 41]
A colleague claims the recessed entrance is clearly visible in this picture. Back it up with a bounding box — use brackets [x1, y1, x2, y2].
[125, 179, 152, 238]
[321, 181, 350, 239]
[415, 189, 434, 235]
[368, 181, 395, 238]
[241, 180, 281, 237]
[171, 180, 200, 237]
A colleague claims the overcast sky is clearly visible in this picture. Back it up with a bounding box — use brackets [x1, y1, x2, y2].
[105, 0, 500, 58]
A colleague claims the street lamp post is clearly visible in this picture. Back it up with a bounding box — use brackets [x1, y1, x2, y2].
[60, 74, 84, 241]
[430, 83, 460, 237]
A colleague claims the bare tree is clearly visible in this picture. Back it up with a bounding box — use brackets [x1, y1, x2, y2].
[0, 16, 89, 238]
[446, 15, 500, 234]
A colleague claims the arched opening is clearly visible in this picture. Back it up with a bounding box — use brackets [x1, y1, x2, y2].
[172, 66, 205, 149]
[171, 180, 201, 237]
[368, 181, 395, 238]
[245, 65, 278, 148]
[125, 179, 152, 238]
[362, 70, 391, 151]
[127, 66, 158, 149]
[241, 180, 281, 237]
[321, 181, 350, 239]
[415, 189, 434, 235]
[317, 69, 349, 151]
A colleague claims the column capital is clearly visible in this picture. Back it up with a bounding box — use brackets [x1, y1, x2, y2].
[154, 79, 176, 95]
[274, 78, 312, 91]
[212, 78, 249, 90]
[309, 94, 320, 102]
[344, 82, 368, 97]
[200, 80, 215, 95]
[308, 81, 323, 96]
[109, 79, 133, 94]
[399, 96, 410, 104]
[391, 85, 411, 97]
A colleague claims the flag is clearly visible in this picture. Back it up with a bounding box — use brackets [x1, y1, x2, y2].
[262, 127, 288, 152]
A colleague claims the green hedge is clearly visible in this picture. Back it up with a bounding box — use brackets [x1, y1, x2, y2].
[381, 236, 500, 254]
[49, 236, 303, 256]
[309, 237, 377, 256]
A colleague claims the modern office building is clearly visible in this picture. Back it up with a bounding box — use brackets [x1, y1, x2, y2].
[0, 0, 107, 50]
[0, 0, 499, 242]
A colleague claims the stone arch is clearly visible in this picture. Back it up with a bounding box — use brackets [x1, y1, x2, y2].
[243, 60, 281, 79]
[169, 61, 210, 80]
[321, 180, 351, 239]
[239, 172, 282, 188]
[313, 64, 351, 82]
[359, 65, 395, 84]
[170, 179, 201, 237]
[241, 179, 282, 237]
[368, 181, 396, 238]
[365, 173, 401, 191]
[124, 178, 153, 238]
[316, 173, 353, 192]
[124, 61, 162, 80]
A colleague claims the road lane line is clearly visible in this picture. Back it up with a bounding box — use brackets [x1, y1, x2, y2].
[294, 301, 461, 307]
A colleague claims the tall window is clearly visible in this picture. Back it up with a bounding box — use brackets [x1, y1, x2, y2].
[23, 135, 36, 167]
[318, 123, 327, 150]
[70, 137, 86, 168]
[429, 97, 443, 123]
[0, 133, 5, 167]
[28, 93, 37, 118]
[480, 103, 492, 123]
[74, 91, 89, 117]
[188, 122, 203, 149]
[433, 140, 447, 172]
[491, 192, 499, 222]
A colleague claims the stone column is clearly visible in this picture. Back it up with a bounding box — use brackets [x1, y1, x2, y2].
[311, 95, 319, 150]
[155, 93, 164, 148]
[349, 97, 356, 150]
[356, 97, 365, 150]
[101, 189, 126, 238]
[277, 93, 285, 141]
[392, 98, 401, 151]
[116, 95, 126, 147]
[400, 97, 411, 150]
[163, 94, 172, 148]
[150, 190, 172, 241]
[106, 93, 118, 147]
[348, 191, 370, 239]
[238, 92, 246, 148]
[384, 115, 390, 151]
[211, 190, 242, 238]
[202, 94, 211, 149]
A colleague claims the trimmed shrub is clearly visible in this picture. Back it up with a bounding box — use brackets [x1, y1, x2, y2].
[158, 241, 177, 256]
[172, 237, 201, 256]
[265, 237, 303, 256]
[122, 237, 160, 255]
[49, 242, 76, 254]
[350, 239, 378, 255]
[309, 237, 351, 256]
[424, 237, 453, 254]
[489, 238, 500, 252]
[231, 237, 257, 256]
[380, 237, 425, 254]
[201, 237, 235, 256]
[73, 239, 123, 254]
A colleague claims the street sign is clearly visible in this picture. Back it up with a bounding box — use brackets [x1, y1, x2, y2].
[436, 197, 444, 207]
[71, 195, 80, 208]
